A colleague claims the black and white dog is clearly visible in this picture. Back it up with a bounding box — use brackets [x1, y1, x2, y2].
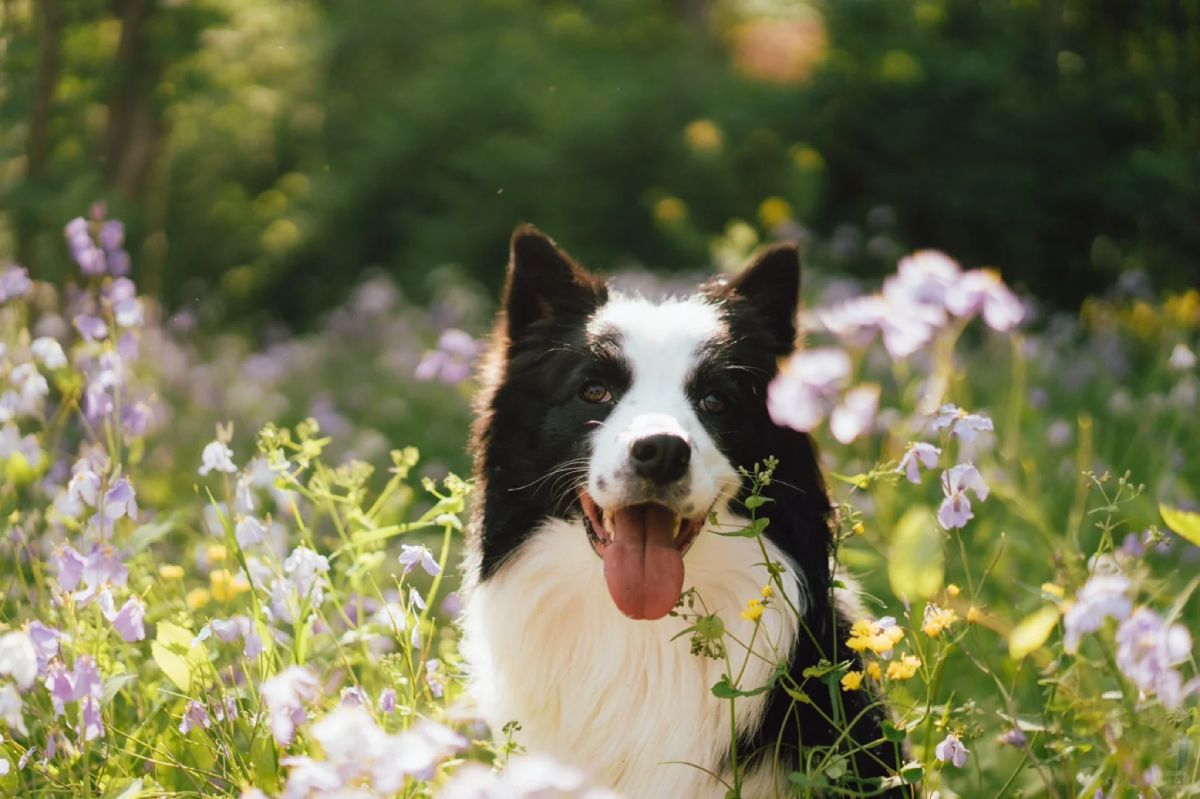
[462, 228, 906, 798]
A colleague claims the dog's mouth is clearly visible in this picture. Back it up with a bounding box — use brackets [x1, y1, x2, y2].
[579, 489, 705, 621]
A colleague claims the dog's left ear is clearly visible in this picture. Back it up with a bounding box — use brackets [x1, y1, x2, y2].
[502, 225, 605, 341]
[721, 243, 801, 349]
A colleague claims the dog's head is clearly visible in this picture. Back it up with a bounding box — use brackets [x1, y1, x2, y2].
[472, 226, 831, 620]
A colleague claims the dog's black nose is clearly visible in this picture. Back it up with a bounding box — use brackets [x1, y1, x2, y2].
[630, 434, 691, 485]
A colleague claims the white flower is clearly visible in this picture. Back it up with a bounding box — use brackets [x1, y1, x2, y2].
[31, 337, 67, 370]
[0, 632, 38, 691]
[1169, 343, 1196, 371]
[199, 440, 237, 476]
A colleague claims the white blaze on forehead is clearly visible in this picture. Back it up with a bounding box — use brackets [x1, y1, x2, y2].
[586, 294, 727, 372]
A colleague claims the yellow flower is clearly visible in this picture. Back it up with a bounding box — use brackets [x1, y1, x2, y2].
[790, 144, 824, 172]
[967, 606, 982, 624]
[847, 618, 904, 655]
[946, 584, 960, 598]
[866, 661, 882, 680]
[761, 584, 774, 599]
[841, 670, 864, 692]
[209, 569, 249, 602]
[886, 654, 921, 681]
[1041, 582, 1065, 598]
[757, 196, 794, 230]
[741, 598, 765, 621]
[186, 588, 211, 610]
[206, 544, 228, 564]
[653, 196, 687, 225]
[1164, 289, 1200, 328]
[684, 119, 724, 153]
[851, 522, 865, 536]
[159, 564, 184, 580]
[922, 604, 959, 638]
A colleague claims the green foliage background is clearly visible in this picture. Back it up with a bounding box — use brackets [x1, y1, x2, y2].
[2, 0, 1198, 328]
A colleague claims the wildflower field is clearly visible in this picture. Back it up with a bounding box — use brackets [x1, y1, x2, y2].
[0, 204, 1198, 799]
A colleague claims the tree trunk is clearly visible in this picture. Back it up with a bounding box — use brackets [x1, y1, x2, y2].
[104, 0, 162, 201]
[15, 0, 62, 269]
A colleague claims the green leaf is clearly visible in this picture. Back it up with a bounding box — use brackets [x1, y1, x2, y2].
[887, 506, 944, 601]
[715, 517, 770, 538]
[152, 622, 199, 692]
[711, 677, 773, 699]
[783, 685, 813, 705]
[1009, 605, 1061, 660]
[1160, 503, 1200, 547]
[743, 495, 773, 510]
[900, 763, 924, 784]
[882, 721, 908, 743]
[830, 471, 871, 489]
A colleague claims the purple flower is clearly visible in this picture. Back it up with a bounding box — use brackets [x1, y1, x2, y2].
[106, 596, 146, 642]
[261, 666, 320, 745]
[28, 622, 61, 673]
[340, 686, 368, 706]
[99, 220, 124, 252]
[199, 440, 237, 476]
[79, 695, 103, 741]
[73, 314, 108, 342]
[998, 728, 1027, 748]
[378, 687, 397, 713]
[898, 442, 941, 484]
[1115, 608, 1198, 709]
[767, 348, 851, 433]
[425, 659, 444, 699]
[98, 477, 137, 525]
[1119, 532, 1146, 559]
[408, 586, 427, 611]
[934, 733, 969, 768]
[0, 264, 32, 303]
[931, 404, 995, 444]
[399, 544, 441, 577]
[195, 615, 262, 658]
[0, 632, 38, 691]
[121, 401, 152, 437]
[937, 463, 989, 530]
[829, 383, 880, 444]
[1063, 573, 1132, 653]
[180, 700, 211, 734]
[946, 269, 1024, 331]
[441, 591, 464, 620]
[415, 329, 479, 384]
[53, 545, 87, 592]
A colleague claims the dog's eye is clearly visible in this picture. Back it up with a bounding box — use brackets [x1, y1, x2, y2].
[699, 392, 728, 415]
[579, 380, 613, 404]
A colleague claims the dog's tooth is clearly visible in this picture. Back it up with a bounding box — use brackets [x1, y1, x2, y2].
[603, 508, 615, 539]
[673, 516, 683, 540]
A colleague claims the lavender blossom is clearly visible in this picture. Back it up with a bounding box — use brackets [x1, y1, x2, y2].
[829, 383, 880, 444]
[0, 264, 32, 303]
[399, 544, 441, 577]
[261, 666, 321, 745]
[937, 463, 989, 530]
[898, 442, 941, 484]
[1063, 573, 1132, 653]
[935, 733, 969, 768]
[931, 404, 995, 444]
[1114, 608, 1199, 709]
[106, 596, 146, 642]
[767, 348, 851, 433]
[72, 315, 108, 342]
[180, 700, 211, 734]
[415, 329, 479, 384]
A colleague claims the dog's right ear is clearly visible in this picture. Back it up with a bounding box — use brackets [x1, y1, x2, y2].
[502, 225, 605, 340]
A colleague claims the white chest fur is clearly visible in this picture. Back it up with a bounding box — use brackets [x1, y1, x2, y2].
[461, 514, 804, 799]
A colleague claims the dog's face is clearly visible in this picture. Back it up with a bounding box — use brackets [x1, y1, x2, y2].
[473, 227, 812, 620]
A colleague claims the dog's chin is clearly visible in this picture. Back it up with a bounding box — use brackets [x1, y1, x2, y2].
[578, 489, 706, 621]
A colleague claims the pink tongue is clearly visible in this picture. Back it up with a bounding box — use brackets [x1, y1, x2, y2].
[601, 504, 684, 620]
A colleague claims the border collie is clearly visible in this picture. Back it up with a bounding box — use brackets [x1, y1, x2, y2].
[462, 227, 907, 798]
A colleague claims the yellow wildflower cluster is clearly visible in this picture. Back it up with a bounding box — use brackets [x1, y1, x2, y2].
[761, 584, 774, 599]
[841, 670, 864, 692]
[210, 568, 250, 602]
[846, 618, 905, 656]
[158, 564, 184, 580]
[741, 598, 765, 621]
[886, 654, 922, 681]
[922, 604, 959, 638]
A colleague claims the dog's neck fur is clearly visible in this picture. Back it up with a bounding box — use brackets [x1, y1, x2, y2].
[461, 509, 805, 798]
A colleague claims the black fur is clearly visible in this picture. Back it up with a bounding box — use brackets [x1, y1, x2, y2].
[470, 227, 908, 797]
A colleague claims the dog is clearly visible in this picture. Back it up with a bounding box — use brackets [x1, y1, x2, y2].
[461, 227, 907, 798]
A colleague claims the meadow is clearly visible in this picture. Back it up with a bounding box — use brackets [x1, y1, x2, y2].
[0, 205, 1196, 798]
